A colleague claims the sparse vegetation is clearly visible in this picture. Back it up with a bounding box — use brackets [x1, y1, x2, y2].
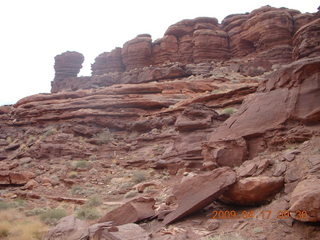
[76, 206, 100, 220]
[75, 196, 102, 220]
[71, 160, 90, 170]
[67, 171, 78, 178]
[221, 107, 236, 115]
[131, 170, 148, 184]
[40, 207, 67, 225]
[0, 199, 25, 210]
[203, 232, 246, 240]
[42, 127, 58, 137]
[94, 128, 113, 144]
[124, 190, 138, 199]
[71, 185, 85, 195]
[0, 209, 47, 240]
[25, 207, 48, 217]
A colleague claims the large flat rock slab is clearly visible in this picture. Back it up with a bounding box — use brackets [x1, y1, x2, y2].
[163, 167, 236, 225]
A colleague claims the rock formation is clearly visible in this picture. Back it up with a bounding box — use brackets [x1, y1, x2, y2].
[0, 5, 320, 240]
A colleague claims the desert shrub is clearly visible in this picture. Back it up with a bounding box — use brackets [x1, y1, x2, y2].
[124, 190, 138, 199]
[94, 128, 113, 144]
[0, 199, 25, 210]
[40, 208, 67, 225]
[0, 222, 10, 238]
[221, 107, 236, 115]
[43, 127, 58, 137]
[131, 170, 148, 184]
[71, 185, 85, 195]
[76, 206, 100, 220]
[85, 195, 102, 207]
[25, 208, 48, 217]
[71, 160, 90, 170]
[68, 171, 78, 178]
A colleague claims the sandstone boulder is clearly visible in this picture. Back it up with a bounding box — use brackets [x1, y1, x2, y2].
[0, 171, 35, 185]
[163, 167, 236, 225]
[44, 215, 89, 240]
[220, 176, 284, 206]
[89, 223, 150, 240]
[289, 178, 320, 222]
[98, 197, 155, 225]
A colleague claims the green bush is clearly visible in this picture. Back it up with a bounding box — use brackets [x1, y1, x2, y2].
[76, 206, 100, 220]
[40, 208, 67, 225]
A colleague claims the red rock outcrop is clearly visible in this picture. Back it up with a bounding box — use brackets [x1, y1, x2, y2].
[293, 18, 320, 60]
[91, 48, 124, 75]
[121, 34, 152, 70]
[222, 6, 295, 63]
[51, 6, 319, 93]
[204, 56, 320, 166]
[53, 51, 84, 82]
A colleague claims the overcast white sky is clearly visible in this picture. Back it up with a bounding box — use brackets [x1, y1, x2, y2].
[0, 0, 318, 105]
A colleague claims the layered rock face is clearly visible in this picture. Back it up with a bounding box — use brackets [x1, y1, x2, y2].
[51, 6, 319, 92]
[1, 5, 320, 240]
[53, 51, 84, 81]
[91, 48, 124, 75]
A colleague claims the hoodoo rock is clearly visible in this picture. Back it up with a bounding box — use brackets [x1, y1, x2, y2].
[121, 34, 153, 70]
[91, 48, 124, 75]
[53, 51, 84, 82]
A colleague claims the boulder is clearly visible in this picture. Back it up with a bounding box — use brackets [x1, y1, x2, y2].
[98, 197, 155, 225]
[163, 167, 236, 225]
[89, 223, 150, 240]
[44, 215, 89, 240]
[289, 178, 320, 222]
[220, 176, 284, 206]
[0, 171, 35, 185]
